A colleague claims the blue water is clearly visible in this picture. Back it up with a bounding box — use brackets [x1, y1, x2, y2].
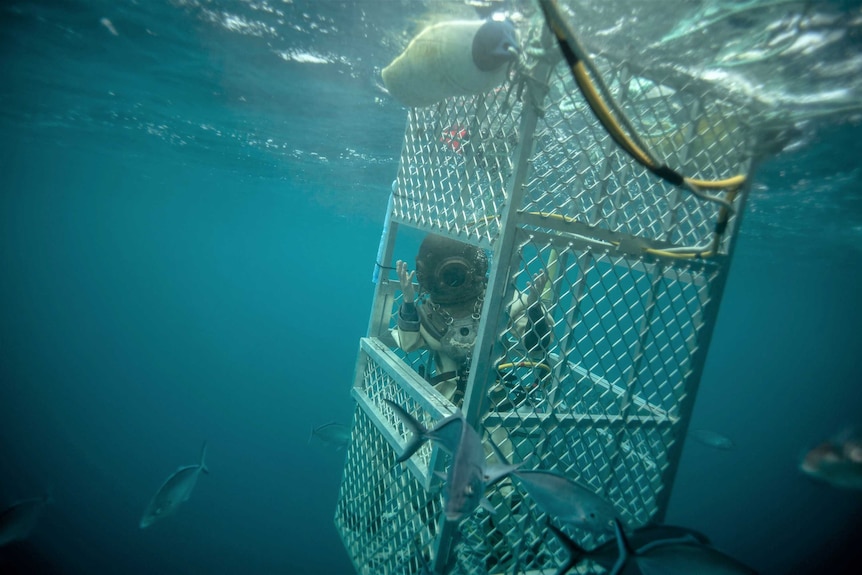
[1, 1, 860, 574]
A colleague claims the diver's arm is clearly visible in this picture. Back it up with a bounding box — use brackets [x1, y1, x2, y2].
[392, 310, 423, 352]
[396, 260, 415, 302]
[508, 272, 552, 357]
[508, 271, 547, 321]
[392, 259, 423, 351]
[398, 300, 420, 333]
[396, 259, 420, 334]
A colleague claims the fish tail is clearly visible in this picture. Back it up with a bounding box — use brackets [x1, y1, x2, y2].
[547, 522, 587, 575]
[612, 517, 633, 565]
[199, 441, 210, 474]
[383, 399, 428, 463]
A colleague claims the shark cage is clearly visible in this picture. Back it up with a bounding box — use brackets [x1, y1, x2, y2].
[335, 1, 767, 573]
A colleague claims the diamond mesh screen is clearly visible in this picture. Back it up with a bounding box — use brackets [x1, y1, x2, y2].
[523, 59, 749, 250]
[335, 404, 441, 575]
[392, 89, 523, 247]
[481, 232, 721, 536]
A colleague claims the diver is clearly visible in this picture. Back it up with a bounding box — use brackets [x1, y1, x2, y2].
[392, 233, 552, 574]
[392, 233, 552, 408]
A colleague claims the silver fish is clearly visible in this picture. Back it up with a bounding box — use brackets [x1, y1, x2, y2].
[384, 400, 517, 521]
[800, 433, 862, 490]
[610, 518, 757, 575]
[140, 441, 209, 529]
[688, 429, 735, 450]
[0, 495, 50, 547]
[512, 470, 617, 533]
[309, 422, 351, 451]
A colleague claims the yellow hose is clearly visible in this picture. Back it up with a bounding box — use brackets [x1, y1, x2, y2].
[537, 0, 747, 206]
[497, 361, 552, 373]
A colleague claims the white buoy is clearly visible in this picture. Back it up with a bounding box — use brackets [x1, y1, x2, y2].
[382, 19, 518, 108]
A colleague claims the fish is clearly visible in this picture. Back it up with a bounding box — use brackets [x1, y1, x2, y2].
[486, 438, 617, 534]
[512, 470, 618, 533]
[688, 429, 735, 450]
[383, 399, 518, 521]
[609, 517, 757, 575]
[309, 422, 351, 451]
[548, 520, 710, 575]
[0, 495, 51, 547]
[800, 431, 862, 490]
[140, 441, 209, 529]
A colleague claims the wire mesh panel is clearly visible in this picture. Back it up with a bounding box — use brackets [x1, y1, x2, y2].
[336, 340, 451, 575]
[481, 231, 723, 540]
[337, 3, 757, 573]
[335, 404, 441, 575]
[524, 57, 751, 252]
[391, 88, 524, 247]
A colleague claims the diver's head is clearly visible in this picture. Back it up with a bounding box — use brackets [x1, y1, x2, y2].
[416, 234, 487, 306]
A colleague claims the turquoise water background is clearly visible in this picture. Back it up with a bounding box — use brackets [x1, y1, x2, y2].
[2, 1, 861, 573]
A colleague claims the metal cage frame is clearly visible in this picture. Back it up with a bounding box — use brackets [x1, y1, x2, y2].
[336, 5, 757, 573]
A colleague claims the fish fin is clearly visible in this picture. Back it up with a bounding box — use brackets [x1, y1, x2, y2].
[489, 435, 536, 470]
[479, 497, 496, 515]
[635, 534, 702, 555]
[488, 434, 511, 466]
[383, 399, 428, 463]
[485, 436, 526, 486]
[199, 441, 210, 474]
[611, 517, 633, 572]
[484, 462, 520, 487]
[547, 522, 587, 575]
[424, 415, 464, 454]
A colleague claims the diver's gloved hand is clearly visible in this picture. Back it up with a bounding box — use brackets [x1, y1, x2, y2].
[397, 260, 416, 303]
